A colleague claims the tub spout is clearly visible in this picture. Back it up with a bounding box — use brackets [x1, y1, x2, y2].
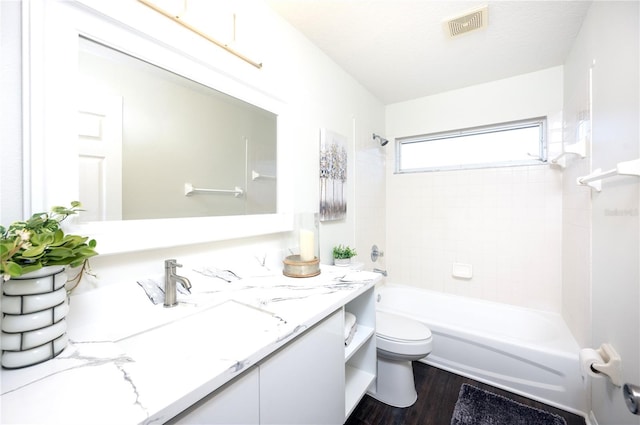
[373, 268, 387, 277]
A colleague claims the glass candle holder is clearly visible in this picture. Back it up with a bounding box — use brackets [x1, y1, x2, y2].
[294, 212, 320, 262]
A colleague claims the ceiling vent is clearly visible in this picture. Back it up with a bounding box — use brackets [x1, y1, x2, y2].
[444, 5, 488, 38]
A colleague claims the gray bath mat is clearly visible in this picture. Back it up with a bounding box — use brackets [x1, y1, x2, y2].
[451, 384, 567, 425]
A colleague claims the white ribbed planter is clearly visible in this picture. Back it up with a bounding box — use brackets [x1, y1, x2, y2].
[333, 258, 352, 267]
[1, 266, 70, 369]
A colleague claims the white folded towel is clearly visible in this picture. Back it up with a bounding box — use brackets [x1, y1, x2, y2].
[344, 312, 357, 346]
[345, 325, 357, 346]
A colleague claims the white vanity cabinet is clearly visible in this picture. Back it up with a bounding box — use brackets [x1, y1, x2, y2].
[169, 367, 260, 425]
[260, 309, 345, 424]
[344, 286, 377, 419]
[167, 286, 376, 425]
[169, 309, 344, 425]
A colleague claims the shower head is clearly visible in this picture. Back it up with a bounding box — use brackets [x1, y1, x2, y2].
[373, 133, 389, 147]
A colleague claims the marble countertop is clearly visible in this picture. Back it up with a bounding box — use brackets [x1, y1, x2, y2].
[1, 263, 378, 425]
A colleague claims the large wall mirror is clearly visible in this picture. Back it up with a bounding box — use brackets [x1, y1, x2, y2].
[26, 1, 291, 254]
[78, 37, 277, 222]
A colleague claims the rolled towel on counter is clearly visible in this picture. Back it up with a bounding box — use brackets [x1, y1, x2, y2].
[136, 274, 192, 305]
[344, 312, 357, 346]
[195, 267, 241, 282]
[137, 278, 165, 305]
[340, 271, 380, 282]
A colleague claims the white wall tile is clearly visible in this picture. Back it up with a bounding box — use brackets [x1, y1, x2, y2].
[386, 68, 564, 313]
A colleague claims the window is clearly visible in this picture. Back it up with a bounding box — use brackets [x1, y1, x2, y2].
[396, 117, 547, 173]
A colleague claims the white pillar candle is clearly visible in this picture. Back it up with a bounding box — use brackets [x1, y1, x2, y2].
[299, 229, 315, 261]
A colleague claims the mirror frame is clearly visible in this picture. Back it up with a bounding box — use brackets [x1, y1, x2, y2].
[24, 0, 292, 255]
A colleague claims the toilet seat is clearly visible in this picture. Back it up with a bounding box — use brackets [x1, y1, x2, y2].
[376, 311, 432, 342]
[376, 311, 432, 358]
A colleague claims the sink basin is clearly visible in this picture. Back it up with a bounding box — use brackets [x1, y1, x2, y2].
[117, 300, 290, 370]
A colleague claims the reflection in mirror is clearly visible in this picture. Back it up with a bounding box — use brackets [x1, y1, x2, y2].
[77, 37, 277, 222]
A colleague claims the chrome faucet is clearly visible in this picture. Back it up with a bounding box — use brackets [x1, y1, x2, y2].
[164, 259, 192, 308]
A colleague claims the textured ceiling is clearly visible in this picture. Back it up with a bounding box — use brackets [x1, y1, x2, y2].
[267, 1, 592, 104]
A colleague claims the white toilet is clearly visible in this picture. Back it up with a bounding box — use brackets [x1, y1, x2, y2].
[372, 311, 433, 408]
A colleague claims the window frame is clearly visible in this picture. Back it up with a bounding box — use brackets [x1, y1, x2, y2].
[395, 117, 548, 173]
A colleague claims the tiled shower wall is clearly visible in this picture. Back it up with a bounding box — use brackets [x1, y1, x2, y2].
[385, 67, 565, 313]
[386, 165, 563, 312]
[355, 142, 387, 272]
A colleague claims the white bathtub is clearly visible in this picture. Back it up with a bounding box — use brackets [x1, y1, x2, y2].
[376, 284, 587, 415]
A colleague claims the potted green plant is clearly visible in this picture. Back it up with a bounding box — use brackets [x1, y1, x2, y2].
[1, 201, 98, 368]
[0, 201, 98, 285]
[332, 244, 357, 266]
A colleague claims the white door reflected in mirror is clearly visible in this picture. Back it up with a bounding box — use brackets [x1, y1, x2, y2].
[78, 95, 123, 222]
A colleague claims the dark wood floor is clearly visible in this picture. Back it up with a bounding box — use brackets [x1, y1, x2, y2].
[345, 362, 586, 425]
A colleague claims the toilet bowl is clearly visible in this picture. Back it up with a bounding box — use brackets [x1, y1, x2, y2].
[371, 311, 432, 408]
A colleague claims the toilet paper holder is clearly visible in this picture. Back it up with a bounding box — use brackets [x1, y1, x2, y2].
[589, 343, 623, 387]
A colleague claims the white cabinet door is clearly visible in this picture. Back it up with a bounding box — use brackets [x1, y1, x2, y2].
[260, 310, 345, 425]
[170, 367, 259, 425]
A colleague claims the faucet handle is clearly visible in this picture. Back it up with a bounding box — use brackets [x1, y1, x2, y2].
[165, 259, 182, 268]
[371, 245, 385, 262]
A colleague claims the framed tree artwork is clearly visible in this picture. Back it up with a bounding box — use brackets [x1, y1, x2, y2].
[319, 128, 347, 221]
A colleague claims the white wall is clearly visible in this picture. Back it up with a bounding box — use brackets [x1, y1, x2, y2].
[566, 2, 640, 424]
[561, 0, 595, 350]
[385, 67, 565, 312]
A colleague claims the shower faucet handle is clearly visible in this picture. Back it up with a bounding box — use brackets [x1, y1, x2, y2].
[371, 245, 385, 262]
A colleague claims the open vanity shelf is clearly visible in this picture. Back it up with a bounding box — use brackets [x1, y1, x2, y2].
[344, 286, 377, 419]
[345, 323, 374, 362]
